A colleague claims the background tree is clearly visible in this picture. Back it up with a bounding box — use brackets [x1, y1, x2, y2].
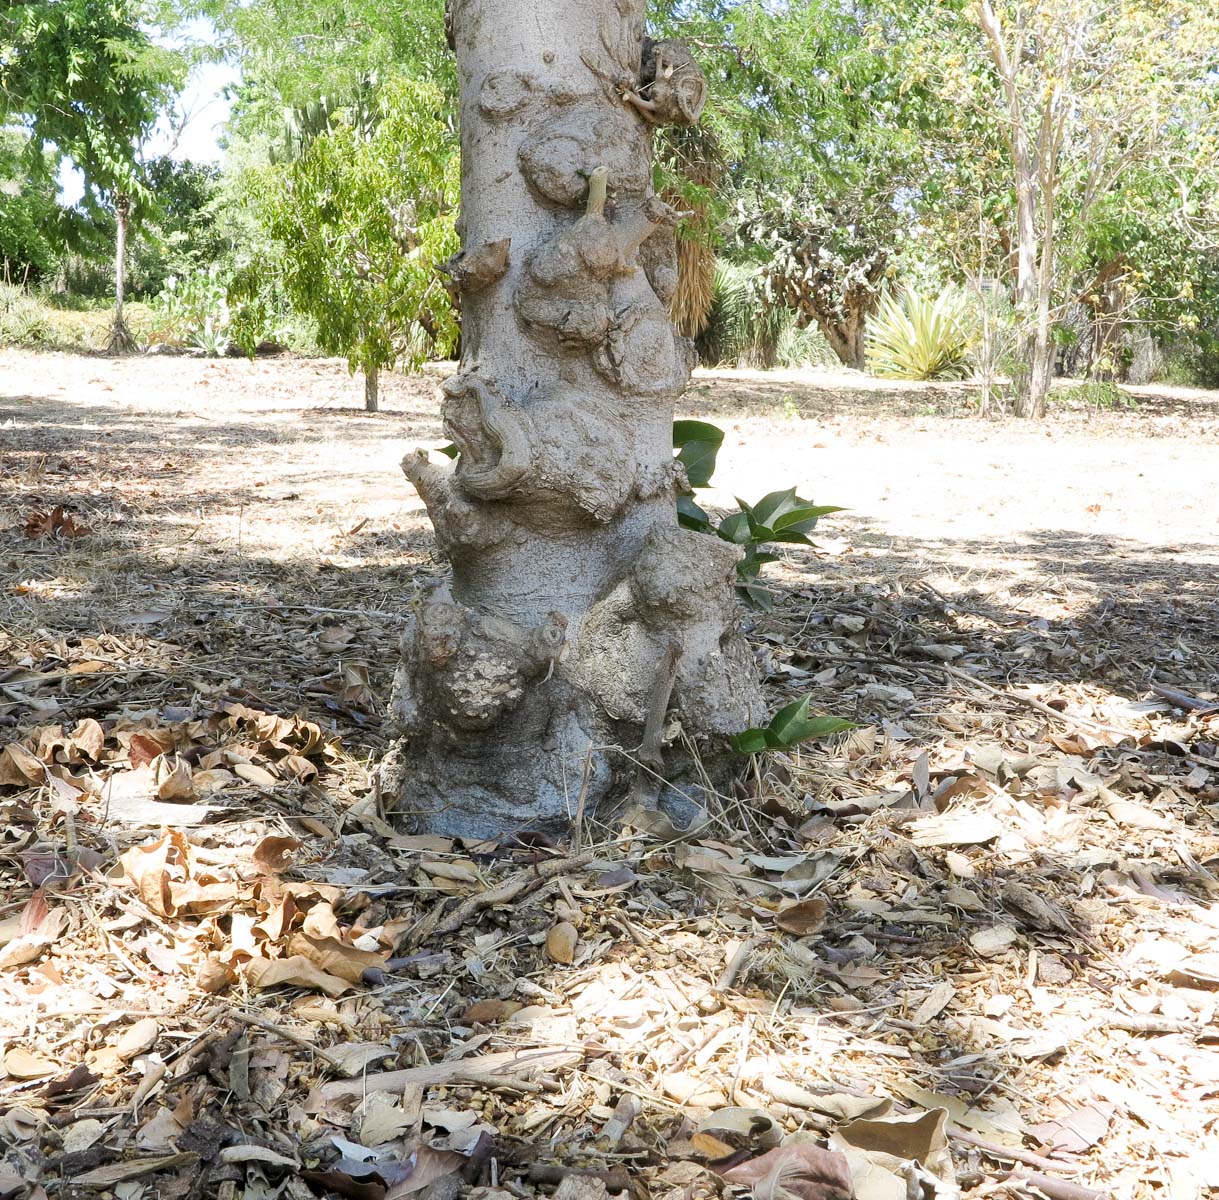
[0, 0, 186, 346]
[252, 77, 458, 411]
[923, 0, 1219, 415]
[0, 131, 61, 283]
[651, 0, 938, 367]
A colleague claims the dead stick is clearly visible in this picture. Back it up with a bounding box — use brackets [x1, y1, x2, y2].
[528, 1165, 631, 1193]
[948, 1126, 1081, 1175]
[409, 853, 593, 949]
[717, 936, 765, 991]
[229, 1010, 346, 1070]
[1002, 1170, 1111, 1200]
[629, 641, 682, 810]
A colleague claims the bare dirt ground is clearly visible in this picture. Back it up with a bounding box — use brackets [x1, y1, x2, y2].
[1, 348, 1218, 1200]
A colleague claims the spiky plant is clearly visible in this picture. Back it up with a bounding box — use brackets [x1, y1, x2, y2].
[865, 285, 978, 380]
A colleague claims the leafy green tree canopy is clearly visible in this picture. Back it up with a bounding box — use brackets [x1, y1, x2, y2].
[252, 75, 459, 410]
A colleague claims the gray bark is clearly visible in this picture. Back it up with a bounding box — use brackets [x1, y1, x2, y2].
[107, 194, 135, 355]
[388, 0, 763, 836]
[365, 369, 379, 413]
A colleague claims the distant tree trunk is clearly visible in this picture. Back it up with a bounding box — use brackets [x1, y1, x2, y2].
[978, 0, 1060, 419]
[364, 369, 379, 412]
[107, 194, 136, 354]
[816, 308, 867, 371]
[386, 0, 763, 835]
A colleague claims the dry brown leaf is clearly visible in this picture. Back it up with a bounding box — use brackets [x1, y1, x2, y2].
[695, 1107, 781, 1152]
[198, 958, 237, 993]
[153, 753, 196, 800]
[234, 762, 278, 789]
[718, 1142, 853, 1200]
[120, 829, 194, 917]
[969, 924, 1019, 957]
[242, 954, 351, 997]
[327, 1043, 396, 1079]
[253, 835, 303, 874]
[68, 718, 106, 761]
[115, 1018, 160, 1061]
[384, 1146, 466, 1198]
[1031, 1101, 1114, 1154]
[128, 731, 172, 769]
[286, 933, 387, 983]
[461, 999, 523, 1024]
[23, 504, 92, 540]
[3, 1047, 58, 1079]
[546, 921, 579, 964]
[280, 754, 319, 782]
[0, 742, 45, 787]
[419, 858, 482, 885]
[911, 981, 956, 1024]
[774, 896, 829, 936]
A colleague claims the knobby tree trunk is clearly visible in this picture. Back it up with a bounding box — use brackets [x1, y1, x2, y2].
[387, 0, 764, 836]
[365, 369, 379, 413]
[107, 194, 136, 355]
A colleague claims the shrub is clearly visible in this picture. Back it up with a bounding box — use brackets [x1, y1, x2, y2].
[0, 283, 53, 346]
[698, 259, 836, 369]
[866, 285, 978, 380]
[148, 267, 230, 354]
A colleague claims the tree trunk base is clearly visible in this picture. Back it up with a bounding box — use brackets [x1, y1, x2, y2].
[389, 0, 762, 835]
[106, 316, 137, 356]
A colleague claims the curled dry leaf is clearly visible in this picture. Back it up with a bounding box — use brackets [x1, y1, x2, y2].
[718, 1142, 854, 1200]
[546, 921, 579, 965]
[253, 835, 303, 875]
[0, 742, 45, 787]
[286, 932, 388, 984]
[198, 958, 237, 994]
[153, 753, 195, 801]
[695, 1106, 782, 1152]
[120, 829, 194, 918]
[234, 763, 278, 789]
[384, 1146, 467, 1198]
[774, 896, 829, 936]
[242, 954, 351, 997]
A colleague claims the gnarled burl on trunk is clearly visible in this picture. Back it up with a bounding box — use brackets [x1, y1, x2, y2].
[388, 0, 763, 836]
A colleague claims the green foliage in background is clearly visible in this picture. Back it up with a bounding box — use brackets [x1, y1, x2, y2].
[251, 75, 459, 404]
[698, 260, 836, 369]
[0, 132, 62, 282]
[0, 282, 52, 346]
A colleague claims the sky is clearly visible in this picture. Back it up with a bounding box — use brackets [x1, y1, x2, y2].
[57, 21, 237, 206]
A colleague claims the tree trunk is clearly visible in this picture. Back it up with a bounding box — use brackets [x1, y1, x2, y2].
[387, 0, 763, 836]
[817, 313, 866, 371]
[107, 194, 135, 354]
[365, 369, 379, 413]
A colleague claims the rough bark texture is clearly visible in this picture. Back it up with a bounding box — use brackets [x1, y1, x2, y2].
[387, 0, 764, 837]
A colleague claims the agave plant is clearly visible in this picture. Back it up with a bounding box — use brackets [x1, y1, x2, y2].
[866, 285, 978, 380]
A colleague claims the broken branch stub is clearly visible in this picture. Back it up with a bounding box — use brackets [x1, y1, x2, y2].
[390, 0, 763, 835]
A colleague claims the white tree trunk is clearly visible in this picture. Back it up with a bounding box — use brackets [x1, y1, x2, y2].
[388, 0, 763, 836]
